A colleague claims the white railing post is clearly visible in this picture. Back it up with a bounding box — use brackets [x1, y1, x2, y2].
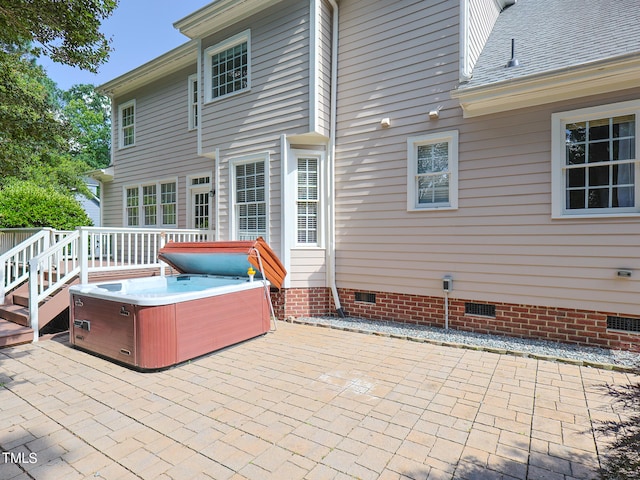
[79, 227, 89, 284]
[0, 266, 5, 305]
[159, 232, 167, 277]
[28, 257, 39, 342]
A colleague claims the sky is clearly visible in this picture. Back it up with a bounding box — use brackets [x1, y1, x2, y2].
[38, 1, 213, 91]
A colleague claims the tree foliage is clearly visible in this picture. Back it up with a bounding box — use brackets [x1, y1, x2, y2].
[0, 0, 115, 212]
[0, 180, 92, 230]
[0, 46, 67, 172]
[62, 84, 111, 169]
[0, 0, 118, 72]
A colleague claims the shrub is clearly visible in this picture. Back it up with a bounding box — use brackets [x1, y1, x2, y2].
[0, 180, 92, 230]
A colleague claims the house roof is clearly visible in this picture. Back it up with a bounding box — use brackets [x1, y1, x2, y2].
[174, 0, 284, 39]
[97, 40, 197, 98]
[97, 0, 286, 97]
[452, 0, 640, 117]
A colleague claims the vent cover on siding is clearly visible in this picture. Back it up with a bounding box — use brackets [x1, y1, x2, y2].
[607, 316, 640, 333]
[355, 292, 376, 303]
[465, 302, 496, 317]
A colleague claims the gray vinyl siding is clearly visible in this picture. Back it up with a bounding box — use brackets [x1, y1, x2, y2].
[199, 0, 311, 154]
[197, 0, 317, 257]
[467, 0, 501, 74]
[103, 66, 203, 229]
[316, 0, 333, 137]
[334, 0, 640, 316]
[291, 249, 326, 287]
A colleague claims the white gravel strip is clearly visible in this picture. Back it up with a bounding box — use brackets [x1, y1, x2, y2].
[293, 316, 640, 371]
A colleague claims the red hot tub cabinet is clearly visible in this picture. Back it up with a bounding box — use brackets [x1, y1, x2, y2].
[69, 238, 286, 370]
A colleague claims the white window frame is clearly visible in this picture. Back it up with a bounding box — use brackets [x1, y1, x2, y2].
[122, 178, 178, 228]
[188, 74, 198, 130]
[204, 30, 251, 103]
[186, 173, 213, 229]
[230, 153, 269, 241]
[551, 100, 640, 218]
[407, 131, 459, 211]
[125, 186, 139, 226]
[118, 99, 136, 149]
[295, 154, 323, 247]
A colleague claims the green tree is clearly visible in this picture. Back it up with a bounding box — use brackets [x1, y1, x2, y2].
[62, 84, 111, 169]
[0, 45, 68, 177]
[0, 1, 117, 195]
[0, 0, 118, 72]
[0, 180, 92, 230]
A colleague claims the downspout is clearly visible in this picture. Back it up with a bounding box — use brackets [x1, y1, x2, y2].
[459, 0, 472, 83]
[214, 148, 220, 240]
[327, 0, 345, 317]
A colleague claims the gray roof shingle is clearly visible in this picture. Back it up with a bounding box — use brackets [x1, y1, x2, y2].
[461, 0, 640, 89]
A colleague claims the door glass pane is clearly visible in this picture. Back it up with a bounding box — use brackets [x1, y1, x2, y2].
[193, 192, 209, 229]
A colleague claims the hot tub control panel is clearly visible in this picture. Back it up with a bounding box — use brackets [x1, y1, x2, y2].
[70, 294, 137, 366]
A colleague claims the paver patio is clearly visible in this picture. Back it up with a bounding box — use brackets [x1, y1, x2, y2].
[0, 321, 636, 479]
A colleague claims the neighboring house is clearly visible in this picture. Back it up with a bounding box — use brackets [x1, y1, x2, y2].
[95, 0, 640, 351]
[76, 177, 101, 227]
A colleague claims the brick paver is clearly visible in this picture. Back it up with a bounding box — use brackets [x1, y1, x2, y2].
[0, 321, 637, 479]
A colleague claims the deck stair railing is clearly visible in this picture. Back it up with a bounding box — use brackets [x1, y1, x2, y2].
[28, 230, 81, 338]
[24, 227, 212, 341]
[0, 229, 54, 304]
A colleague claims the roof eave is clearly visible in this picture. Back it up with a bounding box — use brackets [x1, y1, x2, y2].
[451, 54, 640, 117]
[86, 167, 115, 183]
[97, 40, 198, 97]
[174, 0, 284, 39]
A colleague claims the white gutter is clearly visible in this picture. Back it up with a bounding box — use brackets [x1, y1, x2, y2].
[452, 52, 640, 118]
[326, 0, 344, 317]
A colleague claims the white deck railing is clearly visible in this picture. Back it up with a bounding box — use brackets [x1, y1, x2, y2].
[78, 227, 212, 283]
[23, 227, 213, 341]
[0, 229, 52, 304]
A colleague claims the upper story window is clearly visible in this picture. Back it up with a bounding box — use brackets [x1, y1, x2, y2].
[204, 30, 250, 103]
[232, 155, 267, 240]
[552, 100, 640, 218]
[407, 131, 459, 211]
[188, 74, 198, 130]
[119, 100, 136, 148]
[124, 180, 177, 227]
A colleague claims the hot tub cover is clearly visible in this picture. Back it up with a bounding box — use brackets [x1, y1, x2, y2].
[158, 237, 287, 289]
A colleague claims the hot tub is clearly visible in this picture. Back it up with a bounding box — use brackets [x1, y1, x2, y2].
[69, 238, 286, 370]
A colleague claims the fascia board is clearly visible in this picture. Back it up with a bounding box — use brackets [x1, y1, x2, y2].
[174, 0, 284, 39]
[452, 54, 640, 117]
[98, 40, 197, 97]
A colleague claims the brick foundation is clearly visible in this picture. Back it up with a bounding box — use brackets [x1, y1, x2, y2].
[273, 287, 640, 352]
[278, 287, 333, 319]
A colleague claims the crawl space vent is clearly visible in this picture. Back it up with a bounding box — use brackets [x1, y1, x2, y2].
[465, 302, 496, 317]
[354, 292, 376, 303]
[607, 316, 640, 333]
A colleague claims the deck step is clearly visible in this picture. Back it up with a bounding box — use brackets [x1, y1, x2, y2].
[0, 304, 30, 327]
[0, 319, 33, 348]
[12, 292, 28, 307]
